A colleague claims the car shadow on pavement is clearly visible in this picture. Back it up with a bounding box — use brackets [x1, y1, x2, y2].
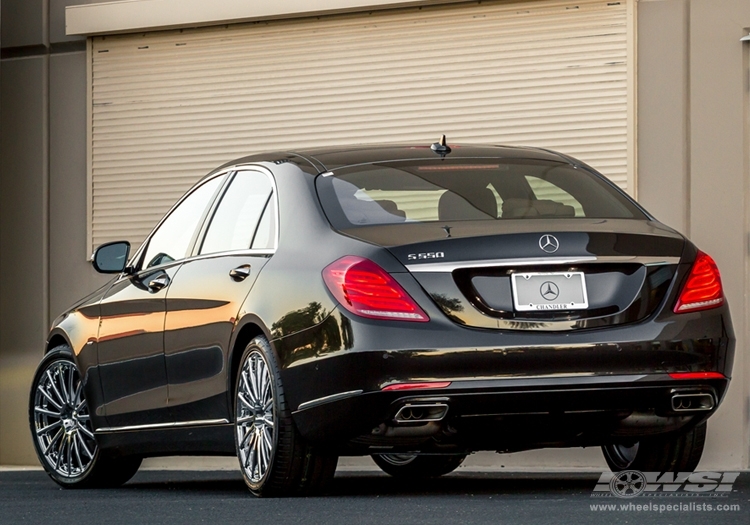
[122, 470, 600, 498]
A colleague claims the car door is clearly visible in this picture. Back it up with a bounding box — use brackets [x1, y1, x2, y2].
[97, 174, 225, 429]
[164, 168, 277, 423]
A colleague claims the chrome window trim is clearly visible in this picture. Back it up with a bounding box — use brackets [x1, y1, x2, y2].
[236, 165, 280, 253]
[125, 169, 235, 271]
[187, 248, 275, 262]
[111, 250, 275, 285]
[196, 166, 280, 257]
[122, 164, 280, 275]
[96, 418, 230, 433]
[405, 255, 680, 273]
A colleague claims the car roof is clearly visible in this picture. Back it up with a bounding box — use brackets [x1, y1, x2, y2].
[295, 143, 571, 171]
[219, 143, 574, 175]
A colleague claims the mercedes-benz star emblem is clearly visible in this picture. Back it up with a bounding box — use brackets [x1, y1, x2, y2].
[540, 281, 560, 301]
[539, 234, 560, 253]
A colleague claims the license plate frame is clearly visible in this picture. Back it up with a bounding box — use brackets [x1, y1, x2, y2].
[511, 271, 589, 312]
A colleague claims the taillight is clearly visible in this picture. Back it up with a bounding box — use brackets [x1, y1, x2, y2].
[673, 251, 724, 313]
[669, 372, 725, 380]
[322, 256, 429, 322]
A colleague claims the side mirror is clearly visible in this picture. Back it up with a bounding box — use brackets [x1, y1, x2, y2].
[92, 241, 131, 274]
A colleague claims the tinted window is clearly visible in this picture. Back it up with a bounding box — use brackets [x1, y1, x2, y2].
[524, 176, 585, 217]
[200, 171, 273, 254]
[317, 160, 644, 229]
[142, 176, 223, 269]
[251, 196, 276, 250]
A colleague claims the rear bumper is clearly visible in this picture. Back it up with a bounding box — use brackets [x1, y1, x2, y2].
[275, 305, 734, 453]
[291, 375, 727, 453]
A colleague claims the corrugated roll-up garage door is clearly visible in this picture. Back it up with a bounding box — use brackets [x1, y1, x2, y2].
[89, 0, 633, 251]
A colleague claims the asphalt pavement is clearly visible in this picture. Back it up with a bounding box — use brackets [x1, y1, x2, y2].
[1, 468, 747, 525]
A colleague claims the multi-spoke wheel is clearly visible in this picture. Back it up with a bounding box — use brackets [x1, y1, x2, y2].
[236, 349, 275, 484]
[234, 336, 338, 497]
[32, 355, 97, 479]
[372, 453, 466, 478]
[602, 422, 707, 472]
[29, 346, 142, 488]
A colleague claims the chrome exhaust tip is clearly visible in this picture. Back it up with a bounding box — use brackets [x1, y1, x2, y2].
[393, 403, 449, 423]
[671, 393, 715, 412]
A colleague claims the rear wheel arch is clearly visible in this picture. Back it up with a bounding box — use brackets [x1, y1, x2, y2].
[234, 333, 337, 496]
[228, 318, 273, 413]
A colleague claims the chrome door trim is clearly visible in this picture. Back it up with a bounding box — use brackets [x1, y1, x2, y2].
[96, 418, 229, 433]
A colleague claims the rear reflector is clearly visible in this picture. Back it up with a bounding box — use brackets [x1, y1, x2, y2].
[322, 256, 429, 322]
[669, 372, 725, 380]
[673, 251, 725, 313]
[382, 382, 451, 391]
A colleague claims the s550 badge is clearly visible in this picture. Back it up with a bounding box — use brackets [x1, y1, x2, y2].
[407, 252, 445, 261]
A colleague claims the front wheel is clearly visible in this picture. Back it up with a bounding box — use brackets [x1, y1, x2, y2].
[372, 453, 466, 478]
[29, 346, 141, 488]
[234, 336, 337, 497]
[602, 422, 707, 472]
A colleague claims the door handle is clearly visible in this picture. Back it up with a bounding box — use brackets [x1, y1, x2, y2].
[229, 264, 252, 282]
[147, 274, 170, 292]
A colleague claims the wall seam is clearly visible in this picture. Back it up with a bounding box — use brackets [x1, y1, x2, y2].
[42, 0, 51, 337]
[86, 38, 93, 260]
[684, 0, 691, 238]
[628, 0, 637, 199]
[743, 25, 750, 471]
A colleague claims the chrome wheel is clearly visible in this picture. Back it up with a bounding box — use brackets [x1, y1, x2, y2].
[32, 359, 96, 478]
[236, 350, 275, 483]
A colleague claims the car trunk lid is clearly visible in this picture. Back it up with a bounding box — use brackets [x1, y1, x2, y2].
[339, 219, 684, 330]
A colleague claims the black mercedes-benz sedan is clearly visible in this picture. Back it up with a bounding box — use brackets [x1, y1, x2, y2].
[30, 140, 734, 496]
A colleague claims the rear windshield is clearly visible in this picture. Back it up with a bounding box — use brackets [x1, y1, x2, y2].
[316, 159, 646, 229]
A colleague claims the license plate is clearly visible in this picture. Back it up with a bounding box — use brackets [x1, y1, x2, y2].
[511, 272, 588, 312]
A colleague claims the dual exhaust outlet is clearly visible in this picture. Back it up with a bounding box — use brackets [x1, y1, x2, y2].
[671, 392, 715, 412]
[393, 402, 449, 423]
[388, 393, 712, 424]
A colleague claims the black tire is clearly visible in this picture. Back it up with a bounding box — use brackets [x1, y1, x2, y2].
[29, 345, 142, 488]
[234, 335, 338, 497]
[372, 453, 466, 478]
[602, 422, 707, 472]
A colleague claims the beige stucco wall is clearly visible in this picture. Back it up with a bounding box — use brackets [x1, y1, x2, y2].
[637, 0, 750, 470]
[687, 0, 749, 469]
[0, 0, 110, 466]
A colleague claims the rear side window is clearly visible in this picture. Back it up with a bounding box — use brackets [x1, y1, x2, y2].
[316, 159, 645, 229]
[199, 170, 274, 254]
